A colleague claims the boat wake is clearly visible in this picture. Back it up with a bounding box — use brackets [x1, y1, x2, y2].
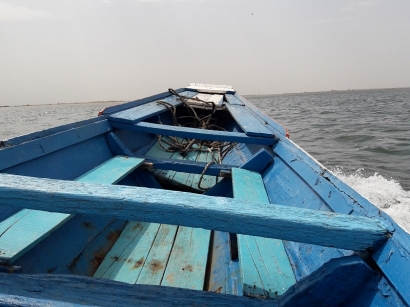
[331, 167, 410, 234]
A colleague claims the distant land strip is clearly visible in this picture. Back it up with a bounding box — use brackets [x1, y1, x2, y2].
[0, 101, 126, 108]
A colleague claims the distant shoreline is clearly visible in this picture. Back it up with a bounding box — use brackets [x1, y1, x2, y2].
[244, 86, 410, 97]
[0, 100, 126, 108]
[1, 86, 409, 107]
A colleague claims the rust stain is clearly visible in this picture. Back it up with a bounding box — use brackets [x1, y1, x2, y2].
[149, 259, 164, 272]
[213, 287, 222, 293]
[132, 223, 142, 230]
[165, 273, 175, 283]
[92, 250, 105, 268]
[182, 265, 193, 272]
[134, 257, 144, 269]
[106, 230, 121, 242]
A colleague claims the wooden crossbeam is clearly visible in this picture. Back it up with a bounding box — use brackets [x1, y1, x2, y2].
[139, 155, 234, 176]
[110, 121, 277, 145]
[0, 174, 389, 251]
[0, 273, 271, 307]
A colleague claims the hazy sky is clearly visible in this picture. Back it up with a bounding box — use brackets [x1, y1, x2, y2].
[1, 0, 409, 105]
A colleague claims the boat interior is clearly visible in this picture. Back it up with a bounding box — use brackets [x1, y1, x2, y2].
[0, 84, 408, 306]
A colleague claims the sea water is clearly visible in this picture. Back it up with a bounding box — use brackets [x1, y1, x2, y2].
[1, 88, 409, 232]
[248, 88, 410, 232]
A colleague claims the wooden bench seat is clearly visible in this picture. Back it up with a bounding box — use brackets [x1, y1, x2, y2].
[232, 168, 296, 299]
[93, 140, 215, 290]
[0, 156, 144, 264]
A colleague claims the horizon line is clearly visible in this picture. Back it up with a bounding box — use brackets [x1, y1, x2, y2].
[1, 86, 409, 108]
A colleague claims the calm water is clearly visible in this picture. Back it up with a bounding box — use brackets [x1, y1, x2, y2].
[1, 89, 409, 231]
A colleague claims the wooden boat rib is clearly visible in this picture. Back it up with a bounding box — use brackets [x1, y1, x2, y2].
[0, 84, 408, 306]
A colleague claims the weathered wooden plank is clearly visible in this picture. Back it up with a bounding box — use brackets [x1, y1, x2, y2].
[233, 93, 287, 136]
[0, 273, 273, 307]
[225, 104, 273, 138]
[110, 121, 277, 145]
[0, 210, 30, 236]
[0, 174, 390, 251]
[372, 238, 410, 305]
[94, 221, 161, 283]
[0, 120, 112, 171]
[205, 148, 274, 198]
[161, 226, 211, 290]
[14, 215, 127, 276]
[225, 94, 244, 105]
[142, 144, 212, 286]
[233, 168, 296, 298]
[76, 156, 145, 184]
[0, 157, 144, 263]
[136, 224, 178, 285]
[109, 91, 196, 124]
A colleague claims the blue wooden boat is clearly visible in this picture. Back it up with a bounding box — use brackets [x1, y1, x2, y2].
[0, 83, 408, 306]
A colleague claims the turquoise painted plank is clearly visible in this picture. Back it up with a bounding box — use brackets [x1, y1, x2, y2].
[0, 156, 144, 263]
[232, 168, 296, 298]
[136, 224, 178, 285]
[110, 121, 277, 145]
[225, 104, 273, 138]
[0, 173, 390, 251]
[109, 91, 196, 124]
[76, 156, 145, 184]
[252, 237, 296, 296]
[161, 226, 211, 290]
[94, 221, 161, 283]
[0, 210, 30, 237]
[237, 235, 265, 298]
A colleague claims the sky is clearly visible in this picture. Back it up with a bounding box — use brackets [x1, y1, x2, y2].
[0, 0, 409, 105]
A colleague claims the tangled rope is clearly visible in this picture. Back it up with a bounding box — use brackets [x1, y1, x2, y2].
[156, 89, 237, 189]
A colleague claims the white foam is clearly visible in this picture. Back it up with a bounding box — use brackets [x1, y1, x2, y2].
[331, 167, 410, 233]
